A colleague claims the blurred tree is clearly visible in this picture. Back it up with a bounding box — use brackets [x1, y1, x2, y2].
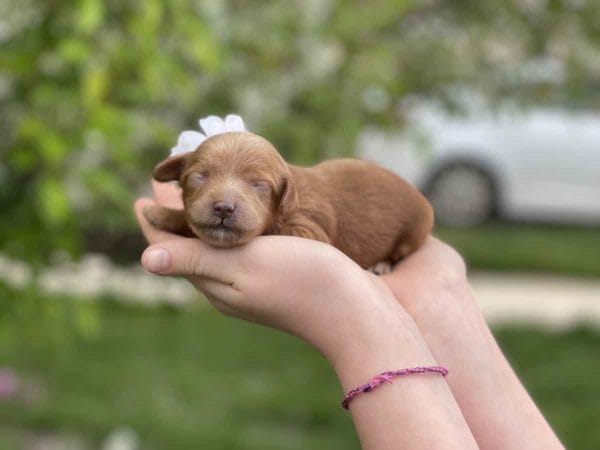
[1, 0, 600, 261]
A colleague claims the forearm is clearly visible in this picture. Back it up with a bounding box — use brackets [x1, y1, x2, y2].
[329, 309, 478, 450]
[393, 277, 564, 449]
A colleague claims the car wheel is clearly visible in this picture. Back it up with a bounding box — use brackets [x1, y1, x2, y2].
[424, 163, 498, 226]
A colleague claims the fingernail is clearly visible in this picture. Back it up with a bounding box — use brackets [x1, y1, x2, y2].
[143, 247, 170, 273]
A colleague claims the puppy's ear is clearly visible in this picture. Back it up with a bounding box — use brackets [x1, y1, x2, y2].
[153, 154, 187, 182]
[278, 175, 299, 217]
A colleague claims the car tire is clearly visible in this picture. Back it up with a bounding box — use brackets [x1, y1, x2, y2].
[424, 162, 498, 226]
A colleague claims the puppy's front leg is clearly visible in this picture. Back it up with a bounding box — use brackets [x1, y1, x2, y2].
[143, 205, 193, 236]
[279, 217, 331, 244]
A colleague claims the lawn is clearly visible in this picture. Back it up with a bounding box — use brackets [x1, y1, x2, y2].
[1, 285, 598, 449]
[436, 222, 600, 277]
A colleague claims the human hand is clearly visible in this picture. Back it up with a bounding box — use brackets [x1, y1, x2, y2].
[134, 182, 481, 449]
[134, 181, 424, 371]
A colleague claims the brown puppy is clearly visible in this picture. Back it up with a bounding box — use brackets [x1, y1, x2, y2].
[143, 131, 433, 270]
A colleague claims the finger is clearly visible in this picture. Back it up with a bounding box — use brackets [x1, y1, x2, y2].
[133, 198, 182, 244]
[196, 278, 269, 328]
[141, 238, 243, 284]
[185, 275, 242, 304]
[152, 179, 183, 209]
[193, 278, 242, 317]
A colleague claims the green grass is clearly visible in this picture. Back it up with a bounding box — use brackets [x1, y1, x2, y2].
[0, 288, 357, 450]
[494, 326, 600, 448]
[436, 222, 600, 277]
[1, 285, 599, 449]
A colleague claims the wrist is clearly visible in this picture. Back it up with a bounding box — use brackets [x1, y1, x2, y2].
[325, 304, 437, 391]
[386, 268, 472, 318]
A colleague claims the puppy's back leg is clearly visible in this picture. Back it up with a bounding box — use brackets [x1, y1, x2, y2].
[143, 205, 193, 236]
[391, 203, 434, 262]
[368, 261, 393, 275]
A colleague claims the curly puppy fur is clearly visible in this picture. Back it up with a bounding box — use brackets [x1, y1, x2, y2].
[144, 132, 434, 269]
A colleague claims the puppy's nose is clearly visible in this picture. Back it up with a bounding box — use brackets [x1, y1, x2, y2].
[213, 201, 236, 219]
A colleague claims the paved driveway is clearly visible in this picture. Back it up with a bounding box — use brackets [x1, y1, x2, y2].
[471, 272, 600, 328]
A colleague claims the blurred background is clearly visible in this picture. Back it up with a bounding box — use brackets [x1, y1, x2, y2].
[1, 0, 599, 449]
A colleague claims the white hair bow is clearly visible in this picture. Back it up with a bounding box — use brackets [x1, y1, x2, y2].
[170, 114, 246, 156]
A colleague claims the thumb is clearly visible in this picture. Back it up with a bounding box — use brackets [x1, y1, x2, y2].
[141, 238, 239, 283]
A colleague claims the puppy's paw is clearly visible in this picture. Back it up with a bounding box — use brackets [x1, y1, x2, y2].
[143, 204, 168, 228]
[143, 204, 192, 236]
[368, 261, 393, 275]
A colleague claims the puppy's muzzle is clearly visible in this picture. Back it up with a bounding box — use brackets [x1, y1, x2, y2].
[213, 201, 236, 219]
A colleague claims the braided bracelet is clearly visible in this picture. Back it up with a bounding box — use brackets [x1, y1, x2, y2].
[341, 366, 449, 409]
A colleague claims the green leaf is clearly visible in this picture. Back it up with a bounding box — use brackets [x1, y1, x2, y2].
[76, 0, 105, 34]
[82, 65, 108, 109]
[37, 176, 71, 227]
[17, 116, 71, 168]
[58, 38, 90, 64]
[179, 16, 221, 71]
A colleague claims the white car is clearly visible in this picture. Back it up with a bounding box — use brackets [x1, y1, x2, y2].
[359, 105, 600, 226]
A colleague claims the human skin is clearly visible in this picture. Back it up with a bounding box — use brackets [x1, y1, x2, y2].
[381, 240, 564, 449]
[134, 181, 477, 450]
[135, 180, 563, 449]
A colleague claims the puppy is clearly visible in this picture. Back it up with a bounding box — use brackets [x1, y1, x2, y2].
[143, 131, 433, 270]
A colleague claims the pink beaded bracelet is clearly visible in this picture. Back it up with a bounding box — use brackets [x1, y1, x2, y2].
[341, 366, 449, 409]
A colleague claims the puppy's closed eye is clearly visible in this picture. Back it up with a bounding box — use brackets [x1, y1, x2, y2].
[250, 180, 271, 192]
[186, 173, 208, 189]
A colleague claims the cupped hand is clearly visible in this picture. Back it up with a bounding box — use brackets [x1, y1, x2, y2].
[381, 236, 468, 313]
[134, 181, 414, 367]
